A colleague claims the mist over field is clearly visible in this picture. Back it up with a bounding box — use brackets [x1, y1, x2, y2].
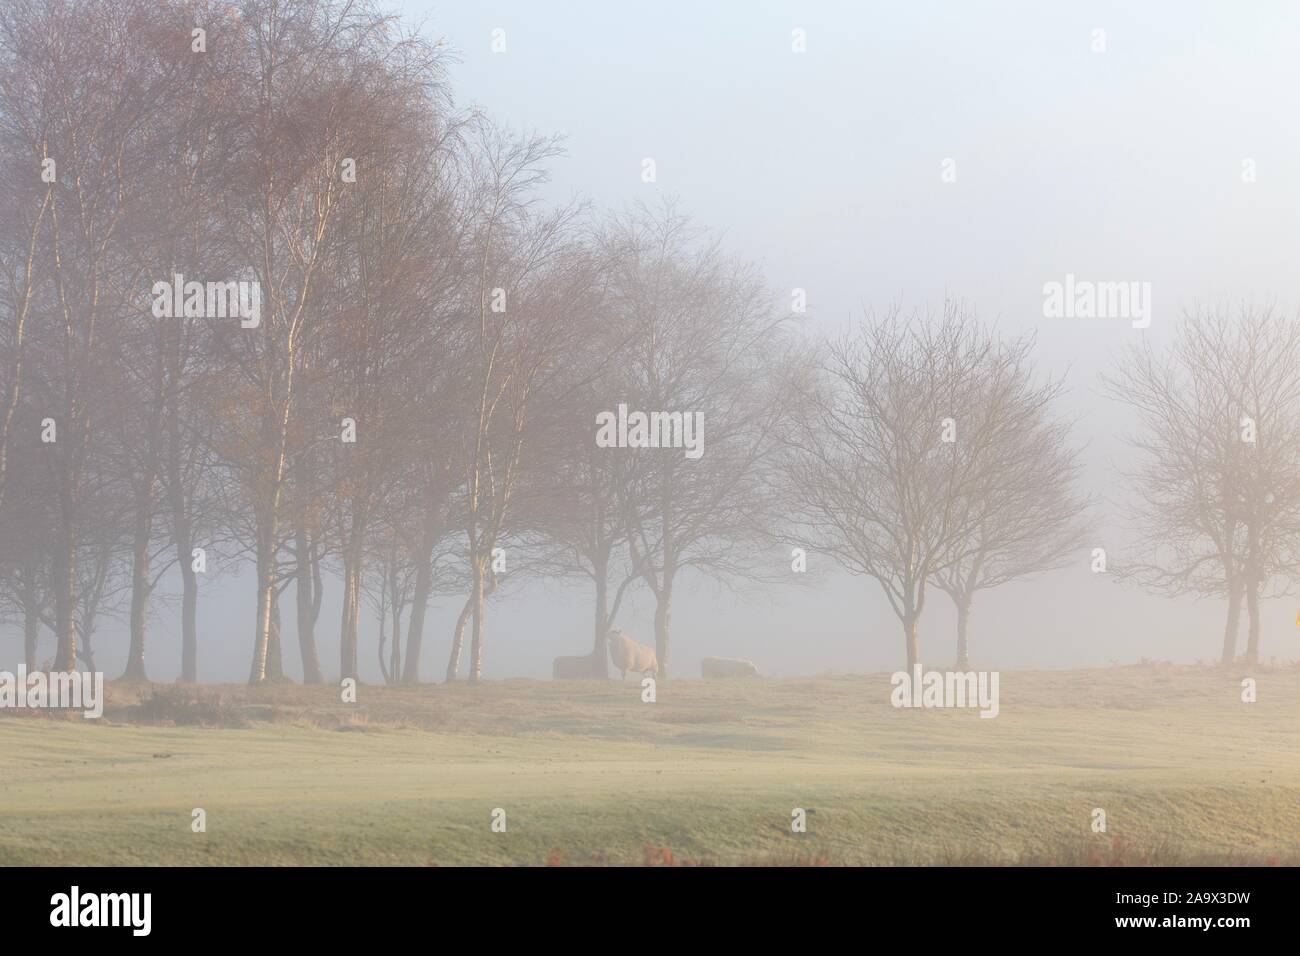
[5, 1, 1300, 684]
[1, 0, 1299, 874]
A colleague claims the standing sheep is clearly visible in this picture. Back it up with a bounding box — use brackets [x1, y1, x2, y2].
[607, 631, 658, 679]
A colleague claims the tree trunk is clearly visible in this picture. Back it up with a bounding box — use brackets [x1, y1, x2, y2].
[339, 548, 361, 682]
[402, 543, 434, 684]
[468, 557, 486, 684]
[903, 612, 920, 673]
[122, 493, 152, 680]
[591, 559, 610, 678]
[170, 487, 197, 683]
[954, 594, 972, 670]
[403, 491, 449, 684]
[249, 521, 276, 684]
[1244, 526, 1262, 667]
[52, 500, 77, 672]
[178, 550, 198, 682]
[23, 604, 39, 672]
[1220, 573, 1243, 666]
[167, 342, 198, 683]
[78, 631, 96, 672]
[295, 529, 323, 684]
[1244, 580, 1261, 666]
[389, 584, 403, 685]
[445, 592, 474, 682]
[653, 588, 672, 682]
[265, 587, 284, 681]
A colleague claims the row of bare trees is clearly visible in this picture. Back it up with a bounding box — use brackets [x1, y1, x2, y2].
[0, 1, 1290, 684]
[0, 0, 807, 685]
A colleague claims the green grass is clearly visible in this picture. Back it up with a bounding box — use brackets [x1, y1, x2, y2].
[2, 666, 1299, 865]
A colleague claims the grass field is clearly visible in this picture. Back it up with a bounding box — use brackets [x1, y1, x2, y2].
[2, 666, 1299, 865]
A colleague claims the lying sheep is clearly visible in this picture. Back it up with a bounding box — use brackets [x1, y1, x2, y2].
[701, 656, 760, 679]
[552, 654, 595, 679]
[607, 631, 658, 679]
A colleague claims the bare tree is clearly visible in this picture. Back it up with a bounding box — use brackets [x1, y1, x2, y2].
[138, 3, 240, 682]
[0, 55, 53, 516]
[317, 38, 457, 682]
[606, 204, 802, 680]
[442, 127, 601, 684]
[789, 304, 1005, 671]
[0, 0, 182, 670]
[527, 407, 647, 677]
[0, 432, 53, 668]
[205, 0, 429, 684]
[1103, 306, 1300, 665]
[512, 303, 656, 677]
[929, 332, 1088, 669]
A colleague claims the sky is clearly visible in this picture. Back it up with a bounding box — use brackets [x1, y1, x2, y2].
[6, 0, 1300, 681]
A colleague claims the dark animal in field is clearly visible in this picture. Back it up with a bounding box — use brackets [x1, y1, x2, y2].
[701, 656, 759, 679]
[552, 654, 595, 679]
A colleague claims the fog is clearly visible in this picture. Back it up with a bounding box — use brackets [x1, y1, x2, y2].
[4, 0, 1299, 682]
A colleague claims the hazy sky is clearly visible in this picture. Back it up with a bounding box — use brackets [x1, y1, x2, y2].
[6, 1, 1300, 680]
